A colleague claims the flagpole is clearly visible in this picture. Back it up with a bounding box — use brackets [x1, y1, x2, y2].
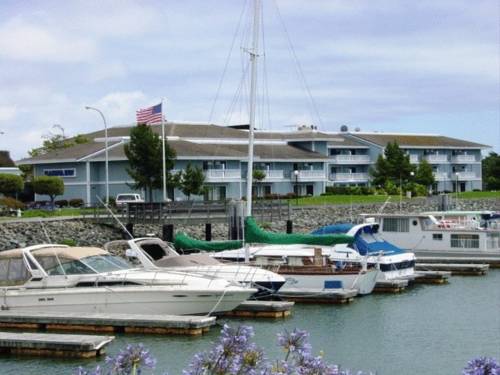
[161, 98, 167, 202]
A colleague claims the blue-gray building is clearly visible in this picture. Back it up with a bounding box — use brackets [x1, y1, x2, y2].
[17, 123, 489, 204]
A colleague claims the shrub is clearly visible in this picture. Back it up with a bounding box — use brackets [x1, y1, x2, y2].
[0, 197, 25, 210]
[69, 198, 84, 207]
[60, 238, 76, 246]
[0, 173, 24, 197]
[414, 184, 428, 197]
[33, 176, 64, 208]
[55, 199, 68, 207]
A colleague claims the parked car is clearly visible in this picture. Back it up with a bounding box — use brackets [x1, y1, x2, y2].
[115, 194, 145, 207]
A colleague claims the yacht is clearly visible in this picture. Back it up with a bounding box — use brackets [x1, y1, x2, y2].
[361, 213, 500, 258]
[212, 244, 379, 295]
[313, 222, 416, 281]
[106, 237, 285, 297]
[0, 244, 256, 315]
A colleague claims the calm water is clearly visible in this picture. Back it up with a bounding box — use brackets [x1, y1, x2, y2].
[1, 271, 499, 375]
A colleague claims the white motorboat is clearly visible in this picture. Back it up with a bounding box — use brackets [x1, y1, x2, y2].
[0, 244, 256, 315]
[105, 237, 285, 297]
[313, 223, 416, 281]
[213, 244, 379, 295]
[361, 212, 500, 258]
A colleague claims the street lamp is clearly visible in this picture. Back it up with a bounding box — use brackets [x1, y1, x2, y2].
[85, 106, 109, 205]
[293, 170, 299, 205]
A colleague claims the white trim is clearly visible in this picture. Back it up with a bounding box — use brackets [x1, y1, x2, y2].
[64, 180, 136, 186]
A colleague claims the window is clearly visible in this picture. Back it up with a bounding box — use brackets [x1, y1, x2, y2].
[43, 168, 76, 177]
[451, 234, 480, 249]
[382, 218, 410, 232]
[7, 258, 31, 283]
[433, 233, 443, 241]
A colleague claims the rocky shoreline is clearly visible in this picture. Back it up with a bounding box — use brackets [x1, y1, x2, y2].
[0, 198, 498, 251]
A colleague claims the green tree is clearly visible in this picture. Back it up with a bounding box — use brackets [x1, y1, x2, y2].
[482, 152, 500, 190]
[370, 142, 415, 188]
[124, 124, 177, 201]
[0, 174, 24, 198]
[29, 128, 89, 157]
[33, 176, 64, 208]
[180, 163, 206, 200]
[415, 159, 435, 191]
[252, 169, 266, 197]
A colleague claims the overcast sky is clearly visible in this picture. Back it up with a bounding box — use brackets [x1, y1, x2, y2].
[0, 0, 499, 159]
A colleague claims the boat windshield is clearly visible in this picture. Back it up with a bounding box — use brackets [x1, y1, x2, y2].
[34, 254, 132, 275]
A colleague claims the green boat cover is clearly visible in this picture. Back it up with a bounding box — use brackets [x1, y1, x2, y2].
[244, 216, 354, 246]
[174, 232, 243, 251]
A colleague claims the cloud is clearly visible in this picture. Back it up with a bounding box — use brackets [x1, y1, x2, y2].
[0, 18, 97, 63]
[0, 106, 16, 122]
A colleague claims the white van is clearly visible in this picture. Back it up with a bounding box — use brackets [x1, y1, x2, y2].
[115, 194, 144, 207]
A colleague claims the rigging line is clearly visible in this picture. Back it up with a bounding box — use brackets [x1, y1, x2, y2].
[261, 11, 272, 132]
[208, 0, 249, 124]
[272, 0, 324, 129]
[224, 61, 251, 125]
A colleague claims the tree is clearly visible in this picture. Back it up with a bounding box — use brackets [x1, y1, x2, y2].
[124, 124, 177, 202]
[0, 174, 24, 198]
[370, 142, 415, 188]
[180, 163, 205, 200]
[29, 128, 89, 157]
[252, 169, 266, 197]
[33, 176, 64, 208]
[482, 152, 500, 190]
[415, 159, 435, 191]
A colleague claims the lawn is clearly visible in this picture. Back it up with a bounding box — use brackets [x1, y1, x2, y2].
[20, 207, 94, 218]
[456, 191, 500, 199]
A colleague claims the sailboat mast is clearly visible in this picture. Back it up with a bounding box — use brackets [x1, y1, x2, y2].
[245, 0, 260, 216]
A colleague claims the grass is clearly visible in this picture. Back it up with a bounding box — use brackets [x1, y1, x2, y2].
[20, 207, 92, 218]
[456, 191, 500, 199]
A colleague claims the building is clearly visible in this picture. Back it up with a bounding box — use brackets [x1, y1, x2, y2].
[17, 123, 489, 204]
[0, 151, 21, 176]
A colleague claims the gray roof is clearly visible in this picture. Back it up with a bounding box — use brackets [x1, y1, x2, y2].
[350, 133, 489, 148]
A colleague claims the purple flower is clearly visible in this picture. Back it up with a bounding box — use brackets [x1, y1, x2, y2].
[106, 343, 156, 375]
[463, 357, 499, 375]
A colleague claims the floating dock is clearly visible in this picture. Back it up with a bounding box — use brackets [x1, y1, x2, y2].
[374, 279, 409, 293]
[416, 256, 500, 269]
[411, 271, 451, 284]
[0, 332, 114, 358]
[276, 288, 358, 304]
[415, 263, 489, 276]
[0, 311, 216, 336]
[224, 300, 294, 318]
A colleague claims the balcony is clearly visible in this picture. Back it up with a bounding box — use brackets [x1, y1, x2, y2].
[293, 170, 326, 181]
[452, 155, 477, 163]
[329, 154, 371, 164]
[454, 172, 478, 180]
[409, 155, 419, 164]
[424, 154, 449, 163]
[204, 169, 241, 181]
[433, 172, 449, 181]
[329, 172, 369, 182]
[261, 170, 284, 181]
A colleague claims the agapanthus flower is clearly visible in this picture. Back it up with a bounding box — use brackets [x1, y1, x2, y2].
[463, 357, 499, 375]
[106, 343, 156, 375]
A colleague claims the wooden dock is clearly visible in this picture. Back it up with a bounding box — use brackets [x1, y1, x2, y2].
[276, 288, 358, 304]
[223, 300, 294, 319]
[411, 271, 451, 284]
[416, 256, 500, 269]
[415, 263, 489, 276]
[374, 279, 408, 293]
[0, 332, 114, 358]
[0, 311, 216, 336]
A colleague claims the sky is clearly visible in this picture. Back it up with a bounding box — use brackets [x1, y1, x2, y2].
[0, 0, 499, 160]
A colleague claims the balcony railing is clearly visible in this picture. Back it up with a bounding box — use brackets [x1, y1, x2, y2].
[204, 169, 242, 181]
[294, 170, 326, 181]
[425, 154, 449, 163]
[409, 155, 419, 164]
[433, 172, 449, 181]
[329, 172, 369, 182]
[329, 155, 371, 164]
[454, 172, 478, 180]
[452, 155, 476, 163]
[261, 170, 284, 181]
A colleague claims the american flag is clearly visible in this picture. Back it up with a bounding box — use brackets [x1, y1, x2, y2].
[136, 103, 163, 124]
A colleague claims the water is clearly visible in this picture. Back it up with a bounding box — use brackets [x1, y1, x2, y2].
[1, 271, 499, 375]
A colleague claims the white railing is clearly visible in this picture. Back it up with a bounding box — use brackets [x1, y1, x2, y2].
[295, 170, 326, 181]
[433, 172, 449, 181]
[262, 170, 284, 180]
[409, 155, 419, 163]
[425, 154, 449, 163]
[455, 172, 477, 180]
[329, 173, 369, 182]
[452, 155, 476, 163]
[330, 155, 371, 164]
[204, 169, 241, 180]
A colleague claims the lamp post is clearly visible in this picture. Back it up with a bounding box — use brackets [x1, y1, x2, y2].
[293, 170, 299, 205]
[85, 106, 109, 205]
